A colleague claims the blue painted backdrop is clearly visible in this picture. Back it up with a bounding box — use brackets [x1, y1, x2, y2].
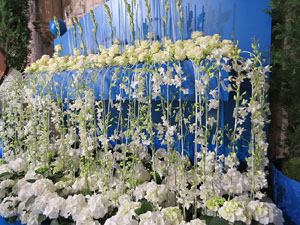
[54, 0, 271, 57]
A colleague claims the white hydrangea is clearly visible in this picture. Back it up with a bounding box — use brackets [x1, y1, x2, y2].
[133, 182, 148, 201]
[72, 177, 88, 192]
[88, 194, 110, 219]
[43, 194, 65, 219]
[30, 191, 58, 216]
[18, 201, 38, 225]
[0, 179, 15, 189]
[8, 158, 27, 173]
[61, 194, 88, 221]
[104, 213, 138, 225]
[145, 181, 168, 205]
[139, 211, 165, 225]
[31, 179, 56, 196]
[76, 219, 100, 225]
[180, 218, 206, 225]
[218, 200, 249, 224]
[162, 207, 183, 225]
[15, 180, 33, 202]
[0, 164, 12, 177]
[247, 201, 284, 225]
[135, 164, 151, 183]
[104, 195, 140, 225]
[117, 194, 141, 216]
[0, 196, 18, 218]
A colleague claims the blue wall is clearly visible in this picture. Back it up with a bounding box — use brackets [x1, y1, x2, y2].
[54, 0, 271, 57]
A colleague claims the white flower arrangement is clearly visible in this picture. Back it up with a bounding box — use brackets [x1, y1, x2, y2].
[0, 3, 283, 225]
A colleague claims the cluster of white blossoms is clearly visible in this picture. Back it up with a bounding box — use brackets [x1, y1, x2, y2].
[25, 32, 234, 74]
[0, 148, 283, 225]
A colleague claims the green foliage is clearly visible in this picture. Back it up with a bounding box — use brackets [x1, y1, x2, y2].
[134, 199, 153, 215]
[38, 214, 47, 224]
[282, 157, 300, 182]
[0, 0, 31, 71]
[269, 0, 300, 157]
[25, 195, 37, 208]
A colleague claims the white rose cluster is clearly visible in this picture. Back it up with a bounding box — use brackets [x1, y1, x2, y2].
[25, 32, 235, 74]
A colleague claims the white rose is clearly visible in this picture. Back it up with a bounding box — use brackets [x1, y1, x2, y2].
[152, 51, 164, 63]
[191, 31, 204, 40]
[115, 55, 127, 66]
[150, 41, 162, 54]
[140, 40, 151, 49]
[129, 56, 138, 65]
[97, 54, 108, 65]
[106, 56, 115, 65]
[74, 48, 81, 56]
[221, 40, 234, 56]
[55, 44, 62, 52]
[175, 47, 186, 61]
[126, 45, 136, 55]
[138, 51, 148, 63]
[109, 44, 121, 57]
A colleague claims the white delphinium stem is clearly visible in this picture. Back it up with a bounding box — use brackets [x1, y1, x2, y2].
[192, 61, 201, 219]
[214, 69, 221, 154]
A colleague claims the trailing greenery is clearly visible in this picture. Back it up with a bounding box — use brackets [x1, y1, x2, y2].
[269, 0, 300, 158]
[282, 157, 300, 182]
[0, 0, 31, 71]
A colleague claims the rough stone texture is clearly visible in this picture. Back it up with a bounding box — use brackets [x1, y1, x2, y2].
[28, 0, 106, 62]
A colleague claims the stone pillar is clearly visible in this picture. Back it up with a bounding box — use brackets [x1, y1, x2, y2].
[28, 0, 107, 62]
[28, 0, 64, 61]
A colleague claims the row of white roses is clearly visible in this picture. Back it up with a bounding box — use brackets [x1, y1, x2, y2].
[25, 32, 234, 74]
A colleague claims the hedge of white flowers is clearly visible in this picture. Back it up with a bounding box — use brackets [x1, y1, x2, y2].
[0, 1, 283, 225]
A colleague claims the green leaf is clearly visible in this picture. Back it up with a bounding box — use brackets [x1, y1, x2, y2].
[234, 221, 247, 225]
[50, 219, 59, 225]
[38, 214, 47, 224]
[6, 216, 17, 224]
[0, 172, 12, 179]
[134, 199, 153, 215]
[208, 217, 230, 225]
[26, 179, 36, 183]
[134, 207, 144, 216]
[25, 195, 37, 208]
[35, 167, 49, 175]
[199, 215, 213, 223]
